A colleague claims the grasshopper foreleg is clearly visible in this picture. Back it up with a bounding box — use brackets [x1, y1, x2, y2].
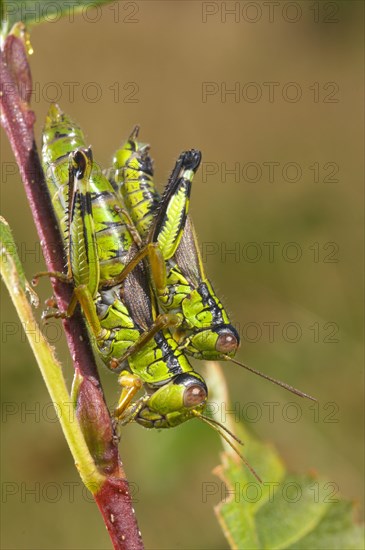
[114, 372, 144, 420]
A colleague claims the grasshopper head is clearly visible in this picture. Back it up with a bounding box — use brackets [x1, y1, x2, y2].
[179, 325, 240, 360]
[134, 372, 207, 429]
[179, 283, 240, 359]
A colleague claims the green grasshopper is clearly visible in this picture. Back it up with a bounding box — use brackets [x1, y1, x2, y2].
[111, 129, 239, 361]
[110, 129, 316, 401]
[38, 105, 260, 478]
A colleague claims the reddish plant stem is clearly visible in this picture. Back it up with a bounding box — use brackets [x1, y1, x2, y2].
[95, 478, 142, 550]
[0, 30, 143, 550]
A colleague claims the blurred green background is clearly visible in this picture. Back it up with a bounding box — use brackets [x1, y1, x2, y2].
[1, 1, 363, 548]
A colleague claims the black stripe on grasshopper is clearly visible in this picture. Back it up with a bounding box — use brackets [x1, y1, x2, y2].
[148, 149, 199, 248]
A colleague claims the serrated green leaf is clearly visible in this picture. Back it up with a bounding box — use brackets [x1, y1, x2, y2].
[287, 501, 365, 550]
[256, 474, 329, 549]
[1, 0, 114, 33]
[205, 363, 364, 550]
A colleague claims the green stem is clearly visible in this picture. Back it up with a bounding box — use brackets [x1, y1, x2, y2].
[0, 235, 105, 492]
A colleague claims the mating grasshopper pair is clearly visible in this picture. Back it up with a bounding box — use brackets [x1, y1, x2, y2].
[38, 104, 314, 480]
[39, 104, 249, 453]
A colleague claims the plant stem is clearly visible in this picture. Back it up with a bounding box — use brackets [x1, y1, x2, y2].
[0, 26, 143, 550]
[0, 228, 104, 491]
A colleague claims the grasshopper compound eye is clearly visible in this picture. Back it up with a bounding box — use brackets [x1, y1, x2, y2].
[172, 373, 208, 408]
[184, 384, 207, 408]
[216, 326, 240, 355]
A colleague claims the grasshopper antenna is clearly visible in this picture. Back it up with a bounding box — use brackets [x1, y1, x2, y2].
[223, 355, 316, 401]
[200, 414, 245, 446]
[193, 411, 262, 483]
